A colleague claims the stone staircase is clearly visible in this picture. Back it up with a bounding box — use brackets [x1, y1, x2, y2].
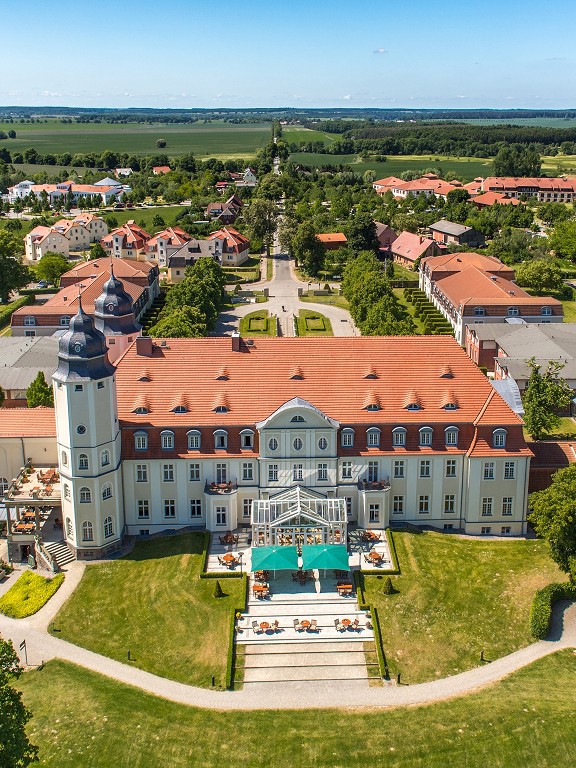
[43, 540, 75, 569]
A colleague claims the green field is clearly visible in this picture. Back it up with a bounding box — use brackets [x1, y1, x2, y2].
[18, 651, 576, 768]
[452, 117, 576, 128]
[49, 533, 245, 688]
[0, 120, 271, 158]
[364, 531, 565, 683]
[289, 152, 493, 180]
[283, 126, 336, 144]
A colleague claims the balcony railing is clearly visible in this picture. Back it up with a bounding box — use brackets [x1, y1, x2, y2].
[358, 478, 391, 491]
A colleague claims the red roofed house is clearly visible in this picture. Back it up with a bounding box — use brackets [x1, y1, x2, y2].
[317, 233, 348, 251]
[146, 227, 192, 267]
[375, 222, 398, 255]
[390, 231, 440, 269]
[24, 214, 109, 263]
[473, 191, 523, 208]
[481, 176, 576, 202]
[152, 166, 171, 175]
[420, 254, 563, 345]
[101, 220, 151, 260]
[208, 227, 250, 266]
[372, 176, 404, 194]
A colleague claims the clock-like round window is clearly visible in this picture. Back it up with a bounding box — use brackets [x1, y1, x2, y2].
[268, 438, 278, 451]
[293, 437, 303, 451]
[77, 425, 87, 435]
[107, 303, 115, 312]
[74, 343, 82, 354]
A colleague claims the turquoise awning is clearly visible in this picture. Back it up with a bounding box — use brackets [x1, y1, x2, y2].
[251, 545, 299, 572]
[301, 544, 349, 571]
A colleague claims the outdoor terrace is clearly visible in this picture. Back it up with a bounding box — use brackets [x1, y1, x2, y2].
[4, 466, 61, 504]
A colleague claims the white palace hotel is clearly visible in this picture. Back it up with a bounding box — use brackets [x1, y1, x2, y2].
[0, 272, 533, 562]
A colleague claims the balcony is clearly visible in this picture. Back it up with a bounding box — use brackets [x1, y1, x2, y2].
[358, 478, 391, 492]
[4, 465, 61, 504]
[205, 480, 238, 495]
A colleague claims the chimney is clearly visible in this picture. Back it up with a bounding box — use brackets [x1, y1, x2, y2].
[231, 331, 241, 352]
[136, 336, 153, 356]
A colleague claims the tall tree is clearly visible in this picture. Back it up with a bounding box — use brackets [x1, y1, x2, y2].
[291, 222, 325, 277]
[243, 199, 277, 255]
[89, 242, 107, 260]
[35, 252, 70, 286]
[522, 359, 572, 440]
[26, 371, 54, 408]
[530, 464, 576, 579]
[492, 145, 541, 177]
[346, 213, 379, 254]
[515, 259, 564, 293]
[148, 306, 207, 338]
[0, 635, 39, 767]
[0, 231, 31, 303]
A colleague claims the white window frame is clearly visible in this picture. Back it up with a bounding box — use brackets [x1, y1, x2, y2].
[190, 499, 202, 518]
[78, 453, 89, 471]
[446, 459, 457, 478]
[393, 460, 405, 478]
[504, 461, 515, 480]
[317, 463, 328, 482]
[341, 461, 353, 480]
[240, 429, 254, 449]
[242, 499, 252, 518]
[419, 427, 433, 447]
[216, 506, 227, 526]
[502, 497, 513, 515]
[102, 483, 112, 500]
[444, 494, 455, 513]
[79, 487, 91, 503]
[481, 497, 493, 516]
[189, 463, 200, 481]
[367, 428, 381, 448]
[163, 464, 174, 482]
[419, 459, 431, 478]
[214, 429, 228, 450]
[104, 516, 114, 538]
[368, 503, 380, 523]
[393, 495, 404, 514]
[161, 430, 174, 450]
[418, 495, 430, 514]
[136, 464, 148, 482]
[82, 520, 94, 541]
[135, 431, 148, 450]
[392, 427, 406, 447]
[163, 499, 176, 518]
[137, 500, 150, 519]
[445, 427, 459, 446]
[483, 461, 495, 480]
[493, 429, 507, 448]
[242, 462, 254, 481]
[293, 463, 303, 482]
[268, 464, 278, 482]
[187, 430, 201, 450]
[341, 429, 354, 447]
[101, 449, 110, 467]
[367, 461, 378, 482]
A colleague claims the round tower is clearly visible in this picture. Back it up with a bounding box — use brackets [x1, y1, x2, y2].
[53, 297, 124, 559]
[93, 263, 141, 362]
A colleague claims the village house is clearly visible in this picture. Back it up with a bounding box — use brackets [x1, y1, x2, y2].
[429, 219, 485, 248]
[24, 213, 109, 263]
[152, 166, 171, 175]
[316, 233, 348, 251]
[208, 227, 250, 266]
[480, 176, 576, 202]
[390, 231, 440, 269]
[167, 238, 224, 282]
[205, 194, 243, 224]
[146, 227, 192, 267]
[374, 222, 398, 256]
[472, 191, 523, 208]
[101, 220, 150, 260]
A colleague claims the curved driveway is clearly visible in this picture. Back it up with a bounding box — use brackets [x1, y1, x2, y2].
[0, 561, 574, 712]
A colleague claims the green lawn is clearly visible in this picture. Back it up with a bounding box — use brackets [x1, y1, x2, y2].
[364, 531, 565, 683]
[107, 205, 188, 232]
[18, 651, 576, 768]
[300, 292, 350, 310]
[0, 571, 64, 618]
[239, 309, 277, 336]
[223, 256, 261, 283]
[296, 309, 333, 336]
[49, 533, 245, 688]
[0, 120, 270, 158]
[392, 288, 427, 333]
[524, 416, 576, 441]
[289, 153, 494, 181]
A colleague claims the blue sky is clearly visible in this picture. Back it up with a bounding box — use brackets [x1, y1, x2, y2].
[1, 0, 575, 109]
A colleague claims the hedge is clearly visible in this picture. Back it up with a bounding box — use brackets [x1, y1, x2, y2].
[0, 295, 33, 329]
[226, 574, 249, 690]
[19, 287, 56, 296]
[529, 581, 576, 639]
[353, 572, 389, 679]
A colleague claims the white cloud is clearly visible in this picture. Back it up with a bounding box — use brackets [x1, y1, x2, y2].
[373, 48, 387, 54]
[342, 94, 352, 100]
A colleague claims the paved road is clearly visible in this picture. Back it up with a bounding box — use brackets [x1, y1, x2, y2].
[216, 232, 358, 337]
[0, 560, 574, 711]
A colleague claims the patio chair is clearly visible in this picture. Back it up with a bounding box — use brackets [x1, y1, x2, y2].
[309, 619, 318, 632]
[334, 618, 344, 632]
[294, 618, 303, 631]
[219, 536, 226, 545]
[352, 618, 360, 630]
[252, 620, 263, 634]
[366, 620, 373, 630]
[272, 620, 280, 631]
[218, 556, 226, 566]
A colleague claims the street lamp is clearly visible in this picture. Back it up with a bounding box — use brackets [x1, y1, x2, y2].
[238, 551, 244, 574]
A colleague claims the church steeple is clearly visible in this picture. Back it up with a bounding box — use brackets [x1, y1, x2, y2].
[94, 261, 141, 337]
[53, 294, 115, 382]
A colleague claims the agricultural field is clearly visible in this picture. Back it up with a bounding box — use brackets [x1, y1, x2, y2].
[289, 152, 493, 180]
[17, 651, 576, 768]
[0, 120, 271, 158]
[283, 126, 336, 144]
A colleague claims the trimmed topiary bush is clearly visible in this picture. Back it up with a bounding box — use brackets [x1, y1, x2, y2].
[213, 579, 225, 598]
[382, 576, 395, 595]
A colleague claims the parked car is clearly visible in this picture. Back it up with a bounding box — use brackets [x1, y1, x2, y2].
[38, 280, 48, 288]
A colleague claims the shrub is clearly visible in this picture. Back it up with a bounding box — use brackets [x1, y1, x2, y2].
[382, 576, 395, 594]
[0, 571, 65, 618]
[529, 581, 576, 638]
[213, 579, 225, 598]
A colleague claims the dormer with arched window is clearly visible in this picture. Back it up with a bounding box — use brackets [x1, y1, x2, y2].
[445, 426, 459, 446]
[214, 429, 228, 450]
[493, 428, 507, 448]
[419, 427, 433, 446]
[392, 427, 407, 447]
[366, 427, 381, 448]
[160, 430, 174, 450]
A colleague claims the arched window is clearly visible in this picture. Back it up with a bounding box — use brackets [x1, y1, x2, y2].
[172, 405, 188, 413]
[0, 478, 8, 495]
[406, 402, 421, 411]
[318, 437, 328, 450]
[507, 307, 519, 317]
[214, 429, 228, 449]
[445, 426, 459, 446]
[102, 483, 112, 500]
[61, 450, 68, 467]
[541, 306, 552, 316]
[101, 449, 110, 467]
[291, 415, 305, 422]
[341, 428, 354, 448]
[419, 427, 433, 446]
[78, 453, 89, 470]
[134, 406, 149, 415]
[293, 437, 303, 451]
[63, 484, 71, 499]
[268, 437, 278, 451]
[104, 516, 113, 538]
[79, 487, 91, 503]
[161, 430, 174, 450]
[240, 429, 255, 449]
[392, 427, 407, 447]
[187, 430, 201, 450]
[134, 431, 148, 450]
[82, 521, 94, 541]
[66, 517, 73, 538]
[366, 428, 381, 448]
[365, 403, 380, 412]
[493, 429, 507, 448]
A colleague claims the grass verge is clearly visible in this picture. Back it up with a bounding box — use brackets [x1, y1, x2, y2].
[296, 309, 333, 336]
[0, 571, 64, 618]
[364, 530, 565, 683]
[239, 310, 277, 336]
[49, 533, 245, 688]
[18, 651, 576, 767]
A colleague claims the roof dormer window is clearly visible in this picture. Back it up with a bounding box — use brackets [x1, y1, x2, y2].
[172, 406, 188, 414]
[291, 415, 305, 422]
[406, 403, 421, 411]
[214, 405, 228, 413]
[134, 406, 149, 414]
[365, 403, 380, 412]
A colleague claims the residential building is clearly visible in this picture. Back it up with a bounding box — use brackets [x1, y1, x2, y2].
[205, 194, 243, 224]
[207, 227, 250, 266]
[0, 336, 59, 407]
[7, 179, 124, 206]
[146, 227, 192, 267]
[115, 168, 133, 178]
[24, 214, 108, 263]
[24, 226, 70, 262]
[420, 251, 516, 297]
[317, 233, 348, 251]
[429, 220, 485, 248]
[481, 176, 576, 202]
[390, 231, 440, 269]
[466, 322, 576, 392]
[372, 176, 404, 195]
[374, 222, 397, 254]
[152, 166, 171, 175]
[167, 239, 223, 282]
[101, 220, 150, 260]
[472, 191, 523, 208]
[422, 262, 562, 345]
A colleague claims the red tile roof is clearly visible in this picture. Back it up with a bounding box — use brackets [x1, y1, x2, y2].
[0, 407, 56, 438]
[391, 232, 437, 262]
[473, 191, 523, 207]
[59, 257, 155, 288]
[147, 227, 191, 249]
[317, 233, 348, 244]
[207, 227, 249, 254]
[421, 251, 515, 280]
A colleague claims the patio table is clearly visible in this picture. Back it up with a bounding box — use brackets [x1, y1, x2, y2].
[341, 618, 352, 627]
[300, 620, 311, 629]
[260, 622, 270, 630]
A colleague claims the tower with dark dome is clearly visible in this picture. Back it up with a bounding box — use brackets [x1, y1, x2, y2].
[52, 296, 124, 558]
[93, 263, 141, 362]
